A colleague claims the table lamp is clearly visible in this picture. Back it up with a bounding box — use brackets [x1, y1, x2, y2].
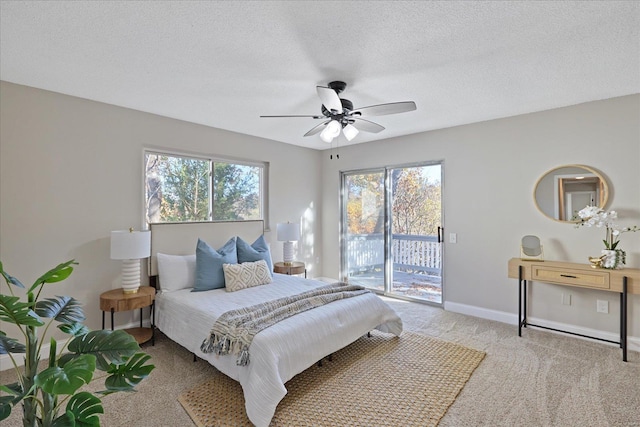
[276, 222, 300, 266]
[110, 228, 151, 294]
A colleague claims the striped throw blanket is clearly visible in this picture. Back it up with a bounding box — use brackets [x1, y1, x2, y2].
[200, 282, 369, 366]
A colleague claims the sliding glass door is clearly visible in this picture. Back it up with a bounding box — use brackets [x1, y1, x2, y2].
[342, 163, 443, 304]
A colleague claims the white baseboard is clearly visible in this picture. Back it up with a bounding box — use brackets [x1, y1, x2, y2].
[0, 319, 152, 372]
[444, 301, 518, 325]
[444, 301, 640, 353]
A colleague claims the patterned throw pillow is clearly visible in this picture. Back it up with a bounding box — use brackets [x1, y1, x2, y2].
[223, 260, 272, 292]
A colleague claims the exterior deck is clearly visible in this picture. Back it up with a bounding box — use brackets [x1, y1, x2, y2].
[346, 233, 442, 303]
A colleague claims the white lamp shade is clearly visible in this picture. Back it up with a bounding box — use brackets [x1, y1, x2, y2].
[276, 223, 300, 242]
[110, 230, 151, 260]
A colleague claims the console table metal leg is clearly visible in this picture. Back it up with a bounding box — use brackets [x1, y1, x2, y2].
[518, 266, 522, 337]
[621, 277, 627, 362]
[523, 280, 527, 329]
[110, 308, 114, 331]
[619, 291, 623, 349]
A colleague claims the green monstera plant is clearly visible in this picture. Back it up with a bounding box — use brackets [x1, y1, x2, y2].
[0, 260, 155, 426]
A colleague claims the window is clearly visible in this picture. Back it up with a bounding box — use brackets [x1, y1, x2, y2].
[145, 151, 267, 224]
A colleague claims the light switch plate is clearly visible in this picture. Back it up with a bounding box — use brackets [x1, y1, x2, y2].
[449, 233, 457, 243]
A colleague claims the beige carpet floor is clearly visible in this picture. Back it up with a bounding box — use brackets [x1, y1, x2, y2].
[178, 331, 485, 426]
[2, 297, 639, 426]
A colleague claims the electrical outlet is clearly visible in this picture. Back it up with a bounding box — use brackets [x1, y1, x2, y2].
[561, 293, 571, 306]
[597, 300, 609, 314]
[449, 233, 457, 244]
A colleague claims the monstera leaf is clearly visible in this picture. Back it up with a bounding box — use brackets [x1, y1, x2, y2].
[61, 330, 139, 371]
[36, 296, 85, 324]
[58, 322, 90, 337]
[0, 331, 26, 354]
[0, 295, 43, 327]
[102, 352, 155, 394]
[35, 354, 96, 395]
[51, 392, 103, 427]
[0, 383, 23, 421]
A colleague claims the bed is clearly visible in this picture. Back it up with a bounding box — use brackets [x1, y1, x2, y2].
[149, 221, 403, 427]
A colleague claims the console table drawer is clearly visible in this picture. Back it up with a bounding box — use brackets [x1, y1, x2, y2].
[531, 266, 610, 289]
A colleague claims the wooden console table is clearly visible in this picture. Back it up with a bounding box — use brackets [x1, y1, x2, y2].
[508, 258, 640, 361]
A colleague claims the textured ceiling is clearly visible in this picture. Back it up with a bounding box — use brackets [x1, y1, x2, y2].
[1, 1, 638, 150]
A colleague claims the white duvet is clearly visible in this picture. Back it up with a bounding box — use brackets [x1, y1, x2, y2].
[155, 274, 403, 427]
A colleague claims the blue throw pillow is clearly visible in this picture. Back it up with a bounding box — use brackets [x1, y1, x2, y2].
[236, 235, 273, 275]
[193, 237, 238, 292]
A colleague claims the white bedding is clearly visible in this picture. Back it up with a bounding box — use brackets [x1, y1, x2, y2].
[155, 273, 403, 427]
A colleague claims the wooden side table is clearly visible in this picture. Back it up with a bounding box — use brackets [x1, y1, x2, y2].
[273, 261, 307, 278]
[100, 287, 155, 345]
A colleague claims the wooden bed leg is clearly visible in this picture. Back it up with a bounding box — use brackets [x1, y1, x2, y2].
[193, 353, 197, 362]
[317, 359, 323, 367]
[328, 353, 333, 362]
[367, 331, 371, 338]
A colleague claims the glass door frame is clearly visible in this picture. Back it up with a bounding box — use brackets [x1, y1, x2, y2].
[339, 160, 444, 306]
[339, 167, 387, 293]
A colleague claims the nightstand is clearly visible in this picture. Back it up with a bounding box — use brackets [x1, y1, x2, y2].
[273, 261, 307, 278]
[100, 287, 155, 345]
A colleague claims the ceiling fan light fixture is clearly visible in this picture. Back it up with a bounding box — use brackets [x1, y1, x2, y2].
[260, 81, 416, 145]
[343, 124, 359, 141]
[320, 130, 334, 143]
[320, 120, 341, 142]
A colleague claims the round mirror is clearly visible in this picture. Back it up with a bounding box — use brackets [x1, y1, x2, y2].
[533, 165, 609, 222]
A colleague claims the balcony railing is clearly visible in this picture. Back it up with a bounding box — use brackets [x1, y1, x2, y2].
[346, 233, 441, 276]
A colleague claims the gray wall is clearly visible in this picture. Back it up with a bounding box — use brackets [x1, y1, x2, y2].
[0, 81, 323, 338]
[321, 94, 640, 343]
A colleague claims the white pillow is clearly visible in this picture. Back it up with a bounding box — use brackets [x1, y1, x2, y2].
[223, 260, 272, 292]
[157, 253, 196, 292]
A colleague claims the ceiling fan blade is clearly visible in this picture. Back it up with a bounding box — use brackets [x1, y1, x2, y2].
[304, 120, 331, 137]
[351, 117, 385, 133]
[260, 115, 324, 119]
[316, 86, 343, 112]
[351, 101, 416, 117]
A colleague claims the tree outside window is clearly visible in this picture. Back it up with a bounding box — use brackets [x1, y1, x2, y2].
[145, 152, 265, 224]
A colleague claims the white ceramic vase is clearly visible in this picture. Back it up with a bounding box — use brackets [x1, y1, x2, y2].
[600, 249, 625, 269]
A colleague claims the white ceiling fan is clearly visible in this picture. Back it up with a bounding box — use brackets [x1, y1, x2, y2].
[261, 81, 417, 143]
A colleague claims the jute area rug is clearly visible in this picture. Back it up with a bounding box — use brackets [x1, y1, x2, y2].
[178, 331, 485, 427]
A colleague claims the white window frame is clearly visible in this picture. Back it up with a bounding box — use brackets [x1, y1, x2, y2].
[143, 148, 269, 229]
